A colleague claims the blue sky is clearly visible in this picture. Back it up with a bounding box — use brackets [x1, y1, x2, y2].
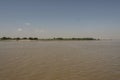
[0, 0, 120, 39]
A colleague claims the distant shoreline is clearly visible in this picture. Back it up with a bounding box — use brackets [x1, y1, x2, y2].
[0, 37, 99, 41]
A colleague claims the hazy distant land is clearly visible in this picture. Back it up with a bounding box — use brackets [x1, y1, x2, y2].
[0, 37, 99, 41]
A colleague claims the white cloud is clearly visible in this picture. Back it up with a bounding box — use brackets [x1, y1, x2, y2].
[17, 28, 22, 31]
[25, 22, 31, 26]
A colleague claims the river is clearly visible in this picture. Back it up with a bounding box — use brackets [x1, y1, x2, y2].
[0, 40, 120, 80]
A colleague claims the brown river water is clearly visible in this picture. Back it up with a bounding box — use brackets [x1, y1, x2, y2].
[0, 40, 120, 80]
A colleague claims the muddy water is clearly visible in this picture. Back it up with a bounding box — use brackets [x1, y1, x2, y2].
[0, 40, 120, 80]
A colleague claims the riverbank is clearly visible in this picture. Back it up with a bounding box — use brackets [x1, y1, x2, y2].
[0, 37, 99, 41]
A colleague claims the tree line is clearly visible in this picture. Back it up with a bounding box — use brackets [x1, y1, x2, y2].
[0, 37, 98, 41]
[0, 37, 38, 40]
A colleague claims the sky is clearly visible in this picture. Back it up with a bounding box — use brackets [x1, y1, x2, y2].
[0, 0, 120, 39]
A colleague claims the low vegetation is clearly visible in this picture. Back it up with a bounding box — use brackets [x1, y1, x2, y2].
[0, 37, 99, 41]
